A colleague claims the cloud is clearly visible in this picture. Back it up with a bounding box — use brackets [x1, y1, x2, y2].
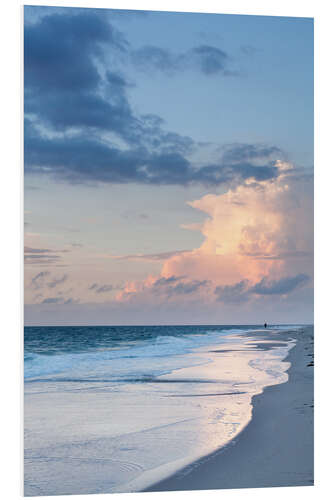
[132, 44, 232, 76]
[240, 250, 312, 260]
[89, 283, 118, 293]
[24, 254, 62, 264]
[215, 280, 250, 303]
[118, 274, 210, 302]
[167, 279, 209, 296]
[221, 144, 283, 164]
[150, 275, 210, 296]
[24, 11, 194, 150]
[25, 161, 311, 318]
[132, 46, 178, 74]
[95, 284, 114, 293]
[154, 275, 185, 286]
[111, 250, 191, 261]
[117, 164, 313, 310]
[190, 45, 229, 75]
[47, 274, 68, 289]
[24, 246, 51, 253]
[63, 298, 79, 305]
[25, 118, 280, 187]
[215, 273, 310, 303]
[41, 296, 79, 305]
[25, 10, 275, 189]
[30, 271, 69, 291]
[250, 274, 310, 295]
[41, 297, 63, 304]
[24, 242, 68, 265]
[31, 271, 50, 289]
[24, 11, 127, 94]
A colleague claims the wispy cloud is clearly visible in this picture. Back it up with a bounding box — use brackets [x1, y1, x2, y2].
[24, 246, 70, 265]
[41, 296, 79, 305]
[110, 250, 190, 261]
[89, 283, 115, 293]
[41, 297, 63, 304]
[30, 271, 69, 291]
[239, 250, 312, 260]
[89, 282, 125, 293]
[132, 44, 234, 77]
[47, 274, 68, 289]
[31, 271, 50, 289]
[24, 246, 52, 254]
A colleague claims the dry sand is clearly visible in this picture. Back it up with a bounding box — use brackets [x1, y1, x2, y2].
[146, 326, 314, 492]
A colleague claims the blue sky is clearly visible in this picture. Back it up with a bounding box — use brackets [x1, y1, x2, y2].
[24, 6, 313, 325]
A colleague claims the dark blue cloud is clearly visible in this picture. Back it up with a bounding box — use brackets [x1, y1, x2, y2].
[154, 275, 185, 286]
[41, 296, 78, 305]
[24, 118, 146, 183]
[41, 297, 63, 304]
[24, 11, 196, 154]
[215, 274, 310, 303]
[24, 11, 144, 145]
[25, 117, 279, 186]
[25, 139, 278, 186]
[24, 10, 281, 188]
[24, 12, 127, 93]
[25, 254, 62, 265]
[153, 276, 209, 296]
[25, 87, 140, 143]
[25, 247, 52, 254]
[222, 144, 283, 164]
[250, 274, 310, 295]
[215, 280, 250, 303]
[89, 283, 122, 293]
[24, 241, 69, 266]
[191, 162, 278, 186]
[171, 279, 209, 295]
[95, 285, 114, 293]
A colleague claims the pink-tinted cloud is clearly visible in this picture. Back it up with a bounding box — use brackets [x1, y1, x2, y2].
[117, 161, 313, 308]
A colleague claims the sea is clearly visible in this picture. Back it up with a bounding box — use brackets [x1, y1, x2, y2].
[24, 324, 301, 496]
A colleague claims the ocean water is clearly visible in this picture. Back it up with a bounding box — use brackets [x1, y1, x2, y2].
[24, 324, 301, 496]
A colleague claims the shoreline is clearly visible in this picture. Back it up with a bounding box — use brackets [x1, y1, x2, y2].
[145, 326, 314, 492]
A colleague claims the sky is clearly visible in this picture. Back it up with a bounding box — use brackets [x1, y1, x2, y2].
[24, 6, 313, 325]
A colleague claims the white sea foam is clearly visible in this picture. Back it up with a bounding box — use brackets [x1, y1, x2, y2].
[24, 328, 248, 381]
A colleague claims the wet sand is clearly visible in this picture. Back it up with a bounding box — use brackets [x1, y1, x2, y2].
[146, 326, 314, 492]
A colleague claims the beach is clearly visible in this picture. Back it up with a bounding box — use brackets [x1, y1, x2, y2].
[146, 325, 314, 492]
[24, 325, 313, 495]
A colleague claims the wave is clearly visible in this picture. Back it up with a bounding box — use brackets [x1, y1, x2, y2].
[24, 328, 248, 381]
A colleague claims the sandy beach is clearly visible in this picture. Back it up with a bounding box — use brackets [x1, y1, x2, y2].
[146, 326, 314, 492]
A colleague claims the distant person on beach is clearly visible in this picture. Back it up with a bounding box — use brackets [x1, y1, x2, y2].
[264, 322, 267, 328]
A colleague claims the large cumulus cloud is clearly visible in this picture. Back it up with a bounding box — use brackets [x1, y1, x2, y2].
[116, 163, 313, 311]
